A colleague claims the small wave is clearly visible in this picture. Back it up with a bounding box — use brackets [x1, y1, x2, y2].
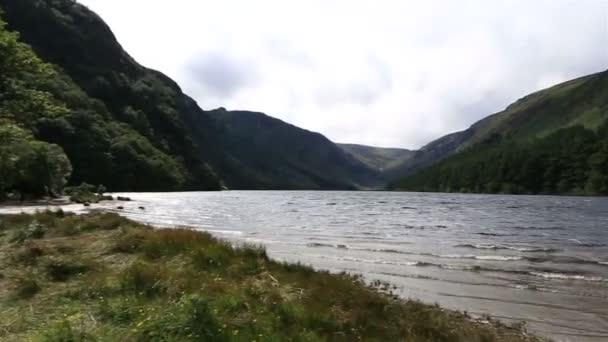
[512, 226, 565, 231]
[530, 272, 606, 282]
[526, 255, 608, 266]
[511, 284, 538, 291]
[476, 232, 514, 237]
[206, 229, 244, 236]
[333, 256, 430, 268]
[306, 242, 334, 248]
[569, 240, 607, 247]
[474, 255, 523, 261]
[436, 254, 523, 261]
[455, 244, 558, 253]
[306, 242, 349, 249]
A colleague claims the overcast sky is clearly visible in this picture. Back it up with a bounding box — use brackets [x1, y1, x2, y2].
[78, 0, 607, 149]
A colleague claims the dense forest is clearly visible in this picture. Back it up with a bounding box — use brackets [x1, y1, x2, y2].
[394, 122, 608, 195]
[0, 11, 220, 200]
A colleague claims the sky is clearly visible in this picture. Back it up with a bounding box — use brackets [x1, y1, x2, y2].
[78, 0, 607, 149]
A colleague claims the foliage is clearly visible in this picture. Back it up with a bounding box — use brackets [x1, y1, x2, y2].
[0, 0, 223, 192]
[395, 122, 608, 195]
[0, 4, 222, 195]
[0, 123, 72, 198]
[0, 211, 544, 341]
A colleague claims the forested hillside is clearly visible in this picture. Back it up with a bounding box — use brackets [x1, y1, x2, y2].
[0, 0, 382, 195]
[208, 110, 382, 189]
[387, 71, 608, 182]
[0, 0, 223, 193]
[0, 15, 195, 199]
[393, 71, 608, 195]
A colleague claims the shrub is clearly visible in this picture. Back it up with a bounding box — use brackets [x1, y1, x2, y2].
[13, 243, 46, 265]
[119, 262, 165, 297]
[46, 260, 89, 281]
[15, 277, 41, 299]
[190, 244, 233, 271]
[10, 221, 47, 243]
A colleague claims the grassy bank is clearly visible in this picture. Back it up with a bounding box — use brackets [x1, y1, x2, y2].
[0, 211, 544, 341]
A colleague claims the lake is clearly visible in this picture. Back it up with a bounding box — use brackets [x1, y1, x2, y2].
[2, 191, 607, 341]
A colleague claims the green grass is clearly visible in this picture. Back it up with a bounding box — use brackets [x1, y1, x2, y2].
[0, 211, 545, 341]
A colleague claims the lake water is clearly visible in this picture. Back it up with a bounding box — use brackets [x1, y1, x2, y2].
[2, 191, 607, 341]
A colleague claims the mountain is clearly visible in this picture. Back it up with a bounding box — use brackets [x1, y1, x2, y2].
[0, 0, 223, 192]
[387, 72, 608, 180]
[391, 71, 608, 195]
[337, 144, 414, 172]
[0, 0, 381, 194]
[208, 109, 382, 189]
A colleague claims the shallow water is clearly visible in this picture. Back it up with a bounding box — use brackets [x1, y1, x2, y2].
[3, 191, 608, 341]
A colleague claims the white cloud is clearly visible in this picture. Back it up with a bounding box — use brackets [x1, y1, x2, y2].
[78, 0, 607, 149]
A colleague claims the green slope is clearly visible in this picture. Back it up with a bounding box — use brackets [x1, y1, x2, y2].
[392, 71, 608, 195]
[387, 72, 608, 180]
[0, 13, 213, 199]
[0, 0, 223, 192]
[209, 110, 382, 190]
[337, 144, 415, 172]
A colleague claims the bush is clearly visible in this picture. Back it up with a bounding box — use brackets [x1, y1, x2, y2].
[190, 244, 233, 271]
[119, 262, 165, 297]
[10, 221, 47, 243]
[15, 277, 41, 299]
[13, 243, 46, 265]
[46, 260, 89, 281]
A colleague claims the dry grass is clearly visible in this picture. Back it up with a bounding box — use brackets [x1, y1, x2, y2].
[0, 211, 546, 341]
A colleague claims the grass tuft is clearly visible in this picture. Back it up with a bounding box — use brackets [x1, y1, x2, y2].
[15, 276, 41, 299]
[45, 259, 89, 282]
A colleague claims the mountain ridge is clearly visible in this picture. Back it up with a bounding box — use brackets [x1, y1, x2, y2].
[391, 70, 608, 195]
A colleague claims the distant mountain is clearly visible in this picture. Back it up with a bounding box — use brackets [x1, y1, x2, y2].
[209, 110, 382, 189]
[388, 72, 608, 180]
[391, 71, 608, 195]
[0, 0, 381, 192]
[337, 144, 414, 172]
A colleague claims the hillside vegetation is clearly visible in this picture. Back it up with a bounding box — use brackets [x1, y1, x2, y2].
[0, 5, 222, 198]
[0, 211, 544, 341]
[209, 110, 382, 190]
[392, 71, 608, 195]
[0, 0, 382, 192]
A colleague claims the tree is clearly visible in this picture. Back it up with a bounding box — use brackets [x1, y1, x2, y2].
[0, 122, 72, 198]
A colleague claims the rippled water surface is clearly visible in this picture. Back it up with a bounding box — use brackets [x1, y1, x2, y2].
[3, 191, 608, 341]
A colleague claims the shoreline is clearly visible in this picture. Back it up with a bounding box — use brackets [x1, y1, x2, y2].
[0, 210, 544, 341]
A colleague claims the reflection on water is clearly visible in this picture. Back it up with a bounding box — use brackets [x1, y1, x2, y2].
[3, 191, 608, 341]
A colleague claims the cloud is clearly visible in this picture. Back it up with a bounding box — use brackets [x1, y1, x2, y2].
[186, 53, 255, 99]
[78, 0, 608, 149]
